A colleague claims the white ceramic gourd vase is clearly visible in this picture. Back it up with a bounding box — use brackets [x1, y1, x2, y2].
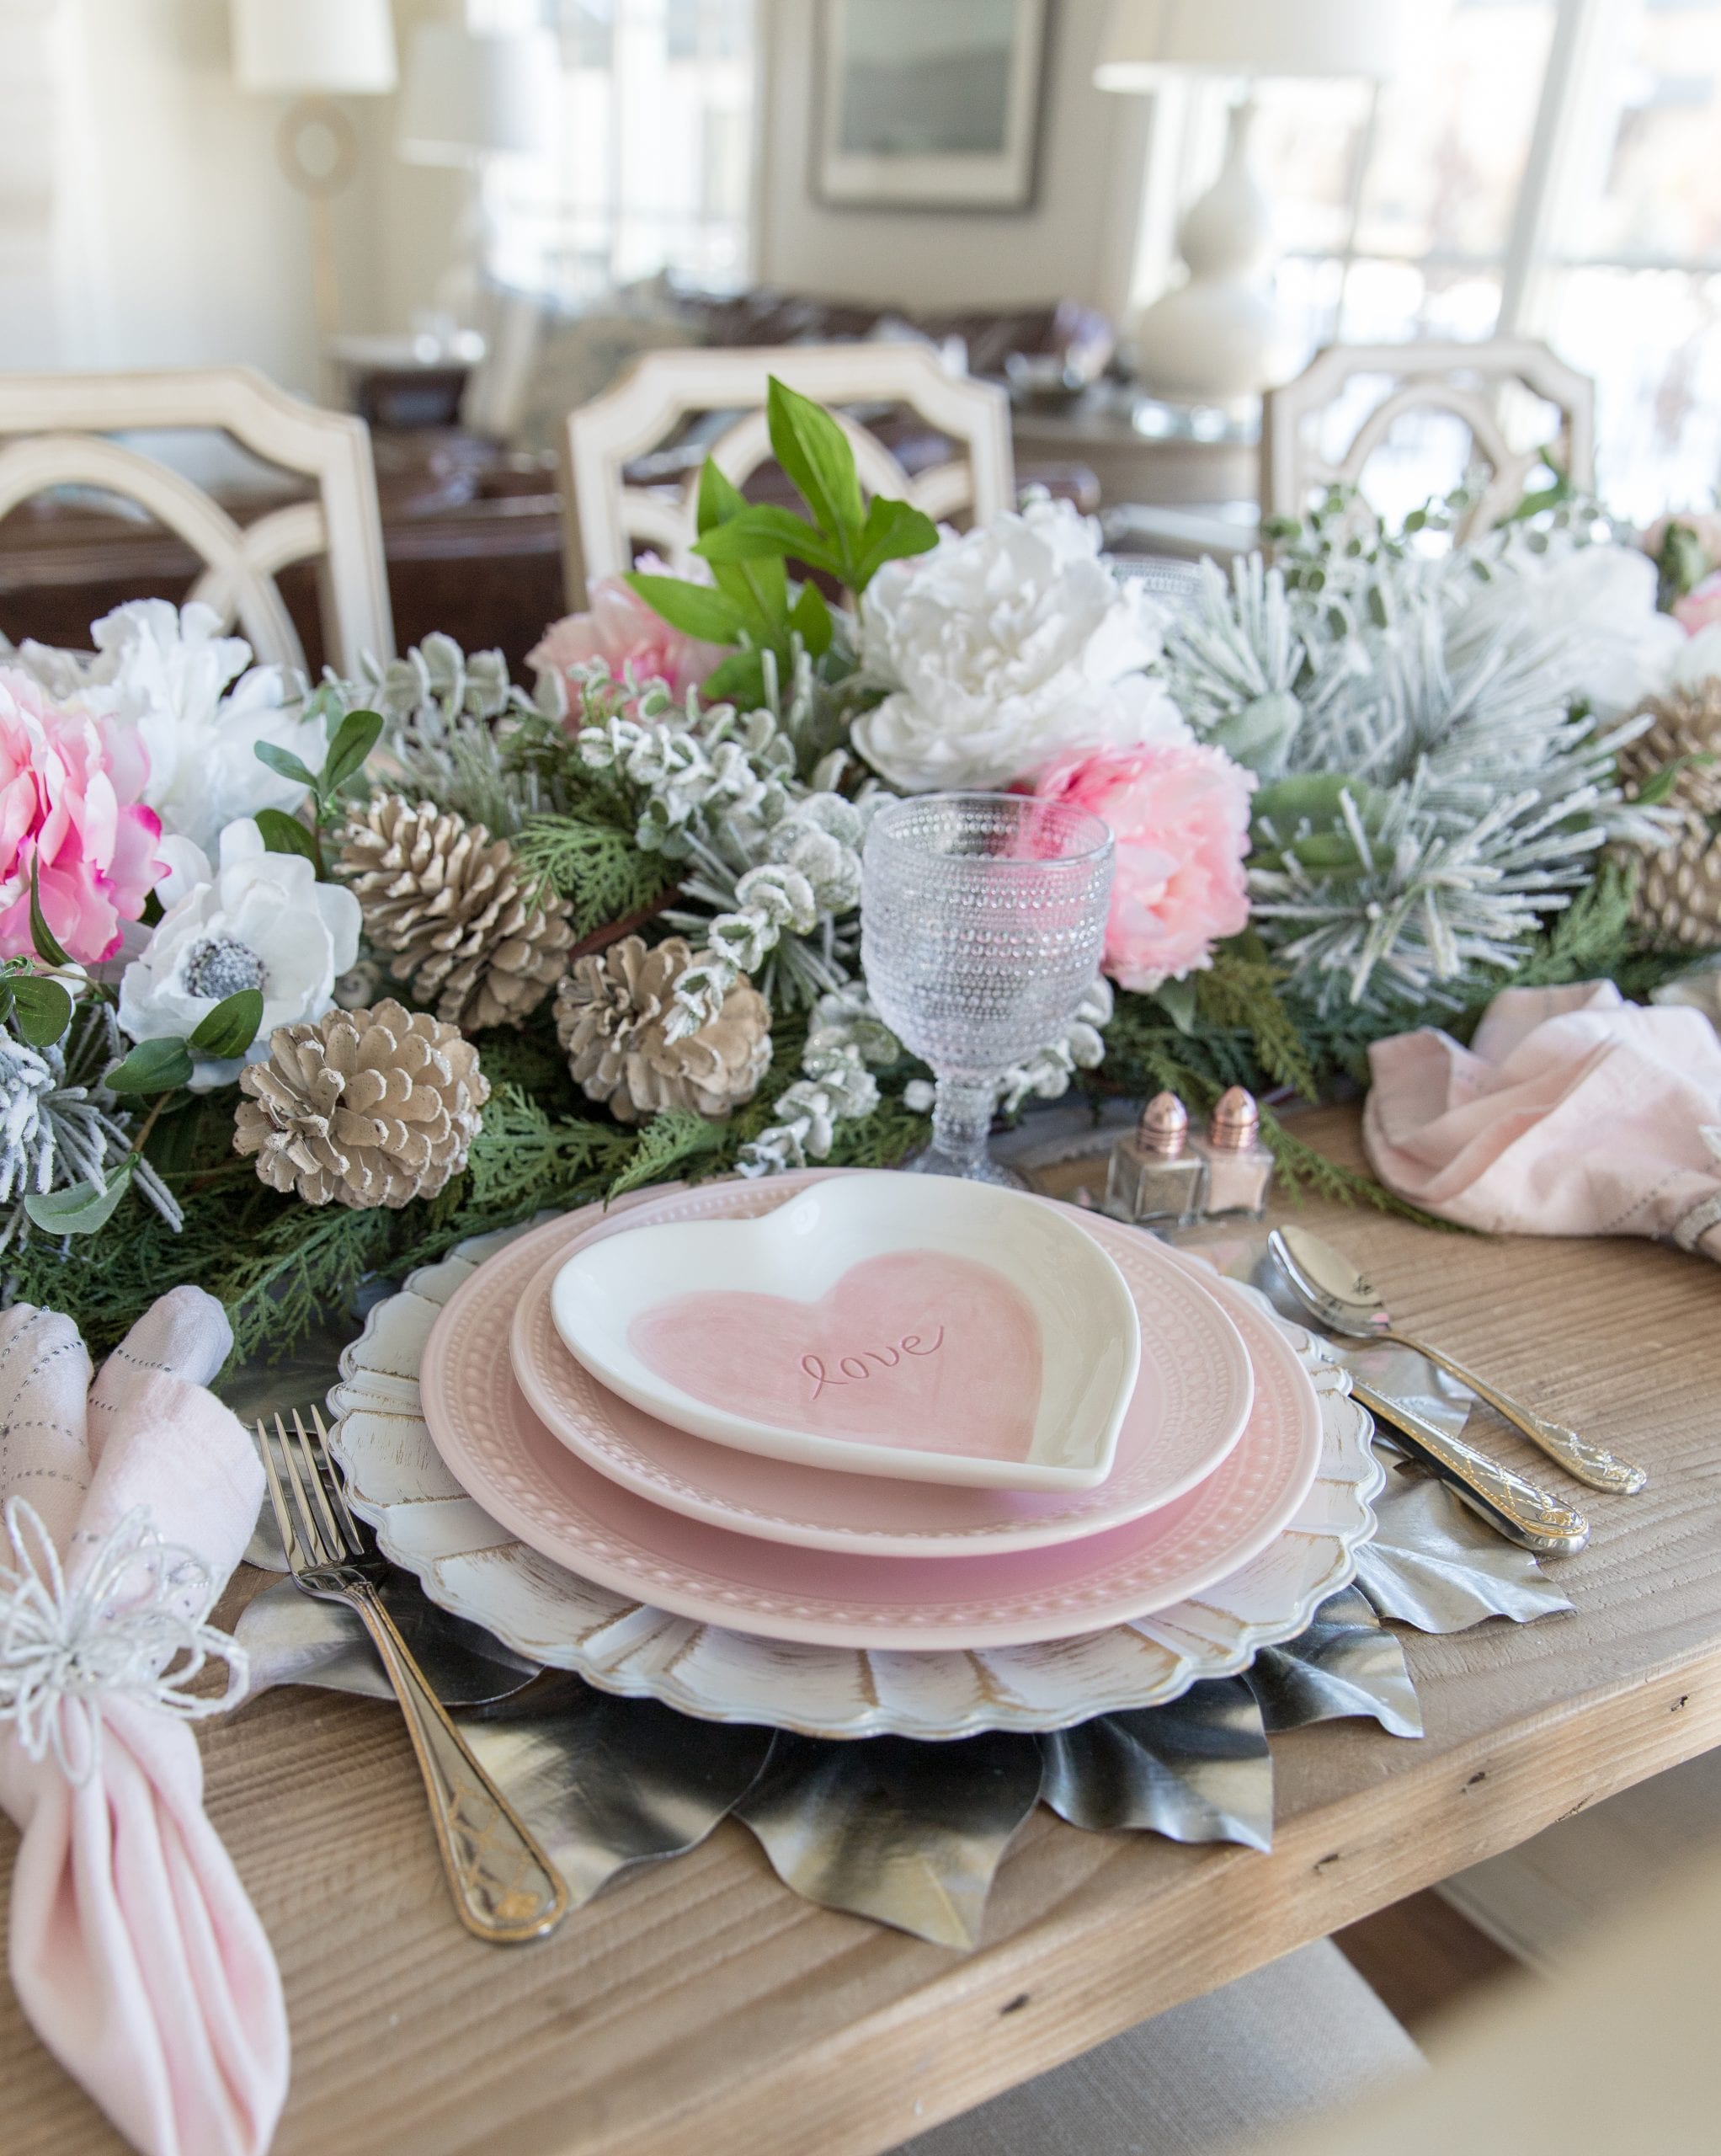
[1131, 99, 1299, 403]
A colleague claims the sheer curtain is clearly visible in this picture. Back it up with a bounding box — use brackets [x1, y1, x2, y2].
[477, 0, 758, 307]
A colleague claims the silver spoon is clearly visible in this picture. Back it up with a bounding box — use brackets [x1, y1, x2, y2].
[1270, 1225, 1646, 1496]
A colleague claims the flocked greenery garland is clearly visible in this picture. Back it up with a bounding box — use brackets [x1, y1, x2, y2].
[0, 380, 1706, 1364]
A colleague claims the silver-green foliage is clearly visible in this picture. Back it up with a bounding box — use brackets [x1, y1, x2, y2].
[573, 645, 876, 1033]
[0, 1003, 181, 1252]
[1160, 548, 1668, 1011]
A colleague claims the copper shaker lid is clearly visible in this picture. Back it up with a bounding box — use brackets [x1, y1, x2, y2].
[1136, 1091, 1189, 1156]
[1208, 1086, 1260, 1150]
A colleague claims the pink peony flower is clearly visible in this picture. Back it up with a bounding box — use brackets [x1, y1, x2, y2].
[1674, 569, 1721, 637]
[529, 570, 727, 712]
[1035, 739, 1256, 992]
[0, 665, 163, 963]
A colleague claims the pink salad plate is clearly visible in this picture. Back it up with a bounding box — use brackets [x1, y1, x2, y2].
[508, 1180, 1256, 1558]
[416, 1178, 1324, 1652]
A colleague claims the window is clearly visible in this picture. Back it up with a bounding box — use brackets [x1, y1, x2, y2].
[479, 0, 758, 307]
[1133, 0, 1721, 521]
[1535, 0, 1721, 520]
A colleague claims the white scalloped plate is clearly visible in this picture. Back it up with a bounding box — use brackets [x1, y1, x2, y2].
[330, 1180, 1383, 1738]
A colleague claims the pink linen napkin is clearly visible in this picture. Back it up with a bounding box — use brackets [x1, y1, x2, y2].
[1362, 979, 1721, 1258]
[0, 1288, 288, 2156]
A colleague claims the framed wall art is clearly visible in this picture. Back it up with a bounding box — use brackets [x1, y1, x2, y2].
[814, 0, 1050, 212]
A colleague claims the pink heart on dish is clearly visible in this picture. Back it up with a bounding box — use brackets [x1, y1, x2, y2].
[627, 1251, 1044, 1460]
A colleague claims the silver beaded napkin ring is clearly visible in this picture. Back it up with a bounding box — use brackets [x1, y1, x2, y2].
[0, 1497, 248, 1785]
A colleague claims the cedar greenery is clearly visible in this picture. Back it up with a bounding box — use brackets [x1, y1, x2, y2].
[511, 812, 677, 937]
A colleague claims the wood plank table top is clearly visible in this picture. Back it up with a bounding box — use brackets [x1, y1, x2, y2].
[5, 1105, 1719, 2156]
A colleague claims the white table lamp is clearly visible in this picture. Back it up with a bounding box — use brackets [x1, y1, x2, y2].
[397, 25, 560, 168]
[230, 0, 399, 347]
[1097, 0, 1409, 403]
[397, 25, 559, 334]
[232, 0, 397, 96]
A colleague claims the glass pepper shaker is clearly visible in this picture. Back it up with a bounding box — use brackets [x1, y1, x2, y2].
[1191, 1086, 1276, 1219]
[1105, 1092, 1207, 1227]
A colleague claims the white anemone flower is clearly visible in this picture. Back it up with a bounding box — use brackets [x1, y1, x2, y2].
[14, 600, 327, 851]
[854, 493, 1188, 792]
[117, 819, 360, 1089]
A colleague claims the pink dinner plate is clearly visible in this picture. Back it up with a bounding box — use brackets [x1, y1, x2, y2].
[417, 1182, 1324, 1651]
[508, 1181, 1255, 1557]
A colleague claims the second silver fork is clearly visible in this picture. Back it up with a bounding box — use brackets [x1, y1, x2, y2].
[257, 1408, 567, 1945]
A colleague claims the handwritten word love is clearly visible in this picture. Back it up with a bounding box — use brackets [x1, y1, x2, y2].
[802, 1327, 946, 1400]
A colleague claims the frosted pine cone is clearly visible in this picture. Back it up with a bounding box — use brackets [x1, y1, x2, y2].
[555, 935, 770, 1123]
[1623, 682, 1721, 948]
[234, 999, 489, 1209]
[337, 796, 574, 1032]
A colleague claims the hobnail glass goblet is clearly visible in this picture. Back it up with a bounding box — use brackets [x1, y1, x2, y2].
[861, 792, 1115, 1184]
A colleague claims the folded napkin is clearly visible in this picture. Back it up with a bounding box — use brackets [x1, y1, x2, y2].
[0, 1288, 287, 2156]
[1362, 979, 1721, 1259]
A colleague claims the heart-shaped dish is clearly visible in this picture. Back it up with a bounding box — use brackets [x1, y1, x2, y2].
[547, 1172, 1142, 1490]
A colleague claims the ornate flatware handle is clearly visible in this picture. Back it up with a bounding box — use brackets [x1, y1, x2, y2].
[1387, 1332, 1647, 1496]
[1351, 1380, 1590, 1557]
[344, 1578, 568, 1944]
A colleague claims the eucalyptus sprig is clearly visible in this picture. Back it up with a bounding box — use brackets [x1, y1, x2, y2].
[0, 956, 74, 1051]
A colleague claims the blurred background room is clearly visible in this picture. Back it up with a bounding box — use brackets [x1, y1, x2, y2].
[3, 0, 1716, 673]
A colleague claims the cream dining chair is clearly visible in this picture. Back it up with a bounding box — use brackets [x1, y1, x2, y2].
[1261, 337, 1596, 544]
[560, 340, 1015, 607]
[0, 366, 394, 675]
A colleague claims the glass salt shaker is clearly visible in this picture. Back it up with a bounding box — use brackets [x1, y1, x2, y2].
[1105, 1092, 1207, 1227]
[1191, 1086, 1276, 1219]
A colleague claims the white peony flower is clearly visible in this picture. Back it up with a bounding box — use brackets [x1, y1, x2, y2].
[854, 494, 1189, 792]
[17, 601, 327, 851]
[1457, 537, 1685, 721]
[117, 819, 360, 1089]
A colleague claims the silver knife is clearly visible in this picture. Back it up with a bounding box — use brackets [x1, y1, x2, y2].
[1349, 1375, 1590, 1557]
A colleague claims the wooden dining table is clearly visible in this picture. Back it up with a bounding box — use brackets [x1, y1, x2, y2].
[3, 1103, 1718, 2156]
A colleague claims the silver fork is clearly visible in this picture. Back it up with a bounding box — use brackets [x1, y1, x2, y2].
[256, 1409, 568, 1945]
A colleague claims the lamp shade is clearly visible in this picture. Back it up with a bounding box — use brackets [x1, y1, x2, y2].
[231, 0, 397, 95]
[397, 26, 561, 166]
[1096, 0, 1409, 88]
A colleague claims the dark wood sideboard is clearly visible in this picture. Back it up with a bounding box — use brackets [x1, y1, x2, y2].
[0, 433, 568, 679]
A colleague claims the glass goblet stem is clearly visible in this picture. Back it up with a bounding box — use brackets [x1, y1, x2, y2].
[930, 1075, 998, 1176]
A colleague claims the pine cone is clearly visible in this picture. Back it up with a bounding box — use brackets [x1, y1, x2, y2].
[1622, 682, 1721, 948]
[234, 999, 490, 1209]
[1638, 838, 1721, 950]
[337, 796, 574, 1032]
[555, 935, 770, 1123]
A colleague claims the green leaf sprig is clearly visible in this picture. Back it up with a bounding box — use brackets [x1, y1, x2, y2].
[0, 947, 74, 1049]
[624, 376, 938, 697]
[253, 707, 385, 875]
[105, 986, 265, 1098]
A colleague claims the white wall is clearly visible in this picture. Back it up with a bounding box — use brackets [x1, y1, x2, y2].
[754, 0, 1150, 318]
[0, 0, 67, 366]
[0, 0, 405, 391]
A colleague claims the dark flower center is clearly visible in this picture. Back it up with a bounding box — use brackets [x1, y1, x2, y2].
[183, 936, 268, 1001]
